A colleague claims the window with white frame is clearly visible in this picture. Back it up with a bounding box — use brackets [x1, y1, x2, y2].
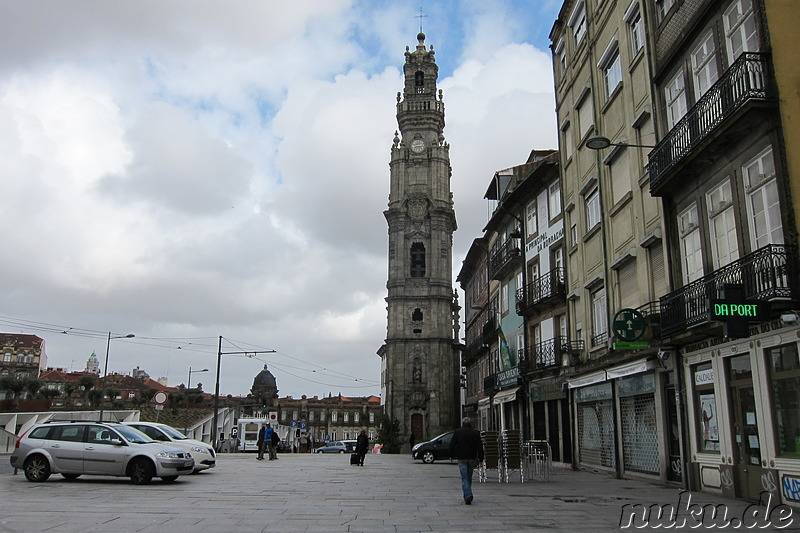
[555, 38, 567, 79]
[553, 246, 564, 273]
[743, 147, 783, 248]
[549, 181, 562, 219]
[516, 332, 525, 362]
[591, 286, 608, 340]
[679, 204, 704, 284]
[570, 222, 578, 248]
[569, 1, 587, 46]
[577, 95, 594, 139]
[354, 412, 360, 423]
[501, 282, 509, 314]
[320, 411, 326, 421]
[309, 411, 315, 422]
[516, 271, 523, 299]
[598, 39, 622, 99]
[526, 200, 538, 237]
[332, 411, 338, 422]
[369, 412, 374, 423]
[655, 0, 675, 23]
[344, 412, 349, 423]
[665, 70, 688, 129]
[692, 31, 719, 99]
[724, 0, 759, 64]
[585, 189, 601, 231]
[706, 180, 740, 268]
[626, 1, 644, 55]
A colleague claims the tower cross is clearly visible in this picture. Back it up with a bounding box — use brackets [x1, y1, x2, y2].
[416, 7, 427, 33]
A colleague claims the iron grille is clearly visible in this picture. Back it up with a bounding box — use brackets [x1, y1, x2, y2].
[620, 394, 659, 475]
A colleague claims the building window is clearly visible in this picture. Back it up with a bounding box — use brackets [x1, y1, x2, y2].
[344, 412, 349, 423]
[501, 282, 510, 314]
[292, 410, 298, 421]
[548, 181, 561, 219]
[626, 2, 644, 55]
[569, 1, 587, 46]
[692, 362, 719, 452]
[724, 0, 759, 65]
[554, 37, 566, 80]
[320, 411, 326, 422]
[309, 411, 315, 422]
[577, 96, 594, 140]
[354, 412, 360, 423]
[617, 259, 638, 309]
[590, 287, 607, 343]
[767, 344, 800, 457]
[665, 70, 687, 129]
[679, 204, 703, 284]
[415, 71, 425, 93]
[598, 40, 622, 99]
[692, 31, 719, 99]
[585, 189, 601, 231]
[610, 151, 630, 206]
[332, 411, 338, 422]
[706, 180, 739, 268]
[743, 147, 783, 248]
[369, 412, 375, 424]
[410, 242, 426, 277]
[570, 223, 578, 248]
[526, 200, 538, 237]
[561, 122, 574, 162]
[655, 0, 675, 23]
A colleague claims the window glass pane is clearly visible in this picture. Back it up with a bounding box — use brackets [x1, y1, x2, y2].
[692, 32, 719, 98]
[706, 180, 739, 268]
[549, 181, 561, 219]
[665, 71, 687, 128]
[767, 344, 800, 456]
[604, 51, 622, 97]
[693, 362, 720, 452]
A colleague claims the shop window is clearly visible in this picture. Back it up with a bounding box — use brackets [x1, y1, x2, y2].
[692, 362, 720, 452]
[767, 344, 800, 457]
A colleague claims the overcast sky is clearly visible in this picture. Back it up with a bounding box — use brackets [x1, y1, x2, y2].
[0, 0, 560, 400]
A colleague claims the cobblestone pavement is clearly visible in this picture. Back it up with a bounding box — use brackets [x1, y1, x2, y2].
[1, 452, 797, 532]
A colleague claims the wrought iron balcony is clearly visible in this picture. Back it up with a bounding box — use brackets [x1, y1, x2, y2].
[515, 268, 566, 314]
[489, 238, 522, 280]
[649, 53, 774, 194]
[660, 244, 798, 336]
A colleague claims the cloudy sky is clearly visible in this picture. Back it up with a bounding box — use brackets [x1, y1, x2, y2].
[1, 0, 561, 400]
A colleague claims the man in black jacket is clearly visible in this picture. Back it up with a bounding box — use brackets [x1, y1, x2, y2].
[449, 417, 484, 505]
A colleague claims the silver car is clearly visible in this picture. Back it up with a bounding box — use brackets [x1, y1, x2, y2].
[10, 421, 194, 484]
[124, 422, 216, 472]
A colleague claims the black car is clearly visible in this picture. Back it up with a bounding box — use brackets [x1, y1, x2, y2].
[411, 431, 454, 464]
[276, 440, 290, 453]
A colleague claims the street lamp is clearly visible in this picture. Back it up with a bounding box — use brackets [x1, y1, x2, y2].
[585, 135, 655, 150]
[187, 367, 208, 391]
[99, 332, 135, 422]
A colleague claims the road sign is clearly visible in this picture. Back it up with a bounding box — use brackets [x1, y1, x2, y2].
[153, 391, 168, 405]
[612, 308, 646, 341]
[291, 420, 298, 428]
[300, 422, 307, 430]
[231, 427, 238, 438]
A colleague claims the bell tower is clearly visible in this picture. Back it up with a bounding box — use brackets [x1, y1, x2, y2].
[380, 32, 461, 446]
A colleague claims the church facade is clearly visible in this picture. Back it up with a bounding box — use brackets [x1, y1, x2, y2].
[378, 33, 462, 447]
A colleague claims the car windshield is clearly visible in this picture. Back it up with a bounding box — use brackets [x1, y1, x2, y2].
[158, 425, 188, 440]
[114, 425, 156, 444]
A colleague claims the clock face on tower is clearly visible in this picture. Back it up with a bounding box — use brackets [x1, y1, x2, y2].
[410, 139, 425, 153]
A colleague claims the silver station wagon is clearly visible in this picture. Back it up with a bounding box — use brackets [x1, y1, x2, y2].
[10, 421, 194, 484]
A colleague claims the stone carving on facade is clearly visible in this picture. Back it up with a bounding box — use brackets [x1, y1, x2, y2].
[406, 196, 429, 221]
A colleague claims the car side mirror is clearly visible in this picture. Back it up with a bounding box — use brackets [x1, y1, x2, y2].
[110, 438, 125, 446]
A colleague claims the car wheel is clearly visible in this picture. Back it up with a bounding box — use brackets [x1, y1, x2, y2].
[316, 450, 322, 453]
[422, 451, 435, 464]
[160, 476, 178, 482]
[339, 450, 345, 454]
[62, 473, 81, 480]
[23, 454, 51, 482]
[128, 458, 155, 485]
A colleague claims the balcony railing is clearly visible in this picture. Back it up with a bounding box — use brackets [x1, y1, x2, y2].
[515, 268, 566, 314]
[527, 336, 579, 368]
[489, 238, 521, 280]
[660, 244, 798, 336]
[649, 53, 773, 193]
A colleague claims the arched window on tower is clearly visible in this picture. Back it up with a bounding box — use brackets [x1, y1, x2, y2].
[410, 242, 426, 277]
[415, 71, 425, 93]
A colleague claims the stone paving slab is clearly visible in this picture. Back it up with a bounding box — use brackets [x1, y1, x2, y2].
[1, 452, 798, 532]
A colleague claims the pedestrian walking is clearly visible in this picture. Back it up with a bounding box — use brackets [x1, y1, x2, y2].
[409, 432, 416, 449]
[449, 417, 484, 505]
[355, 429, 369, 466]
[265, 423, 278, 460]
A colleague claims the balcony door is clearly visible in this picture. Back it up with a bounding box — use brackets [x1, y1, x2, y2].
[727, 354, 764, 501]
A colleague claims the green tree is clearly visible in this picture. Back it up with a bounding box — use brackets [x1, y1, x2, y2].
[64, 382, 78, 407]
[40, 387, 61, 404]
[376, 415, 402, 454]
[104, 387, 121, 408]
[78, 375, 98, 403]
[4, 378, 26, 409]
[137, 387, 156, 407]
[87, 388, 103, 407]
[23, 377, 43, 399]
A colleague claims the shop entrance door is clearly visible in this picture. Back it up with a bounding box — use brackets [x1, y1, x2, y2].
[727, 354, 764, 501]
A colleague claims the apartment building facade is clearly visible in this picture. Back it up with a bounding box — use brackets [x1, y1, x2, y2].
[550, 0, 677, 482]
[646, 0, 800, 504]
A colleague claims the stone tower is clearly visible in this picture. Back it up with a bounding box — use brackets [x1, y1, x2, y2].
[380, 32, 461, 445]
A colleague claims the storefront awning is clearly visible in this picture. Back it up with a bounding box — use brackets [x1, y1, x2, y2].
[492, 387, 519, 405]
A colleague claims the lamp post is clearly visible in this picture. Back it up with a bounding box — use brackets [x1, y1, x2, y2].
[188, 366, 208, 391]
[99, 332, 135, 422]
[585, 135, 655, 150]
